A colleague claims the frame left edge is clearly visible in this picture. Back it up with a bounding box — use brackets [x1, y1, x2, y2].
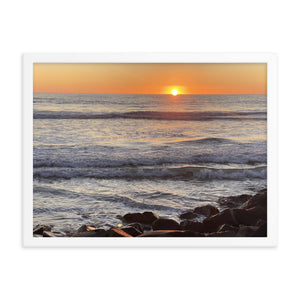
[23, 54, 34, 247]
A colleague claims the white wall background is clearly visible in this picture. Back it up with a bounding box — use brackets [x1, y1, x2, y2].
[0, 1, 298, 299]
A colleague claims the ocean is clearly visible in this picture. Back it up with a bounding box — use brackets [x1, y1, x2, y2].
[33, 93, 267, 233]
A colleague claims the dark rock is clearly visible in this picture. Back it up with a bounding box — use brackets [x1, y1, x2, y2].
[123, 211, 158, 224]
[247, 206, 267, 220]
[235, 225, 257, 237]
[72, 225, 95, 236]
[241, 190, 267, 209]
[217, 224, 239, 233]
[252, 221, 267, 237]
[143, 224, 152, 231]
[194, 205, 219, 217]
[218, 194, 251, 208]
[43, 231, 56, 237]
[121, 225, 142, 237]
[126, 222, 144, 233]
[75, 229, 107, 237]
[33, 224, 52, 235]
[72, 225, 107, 237]
[179, 211, 198, 220]
[203, 202, 267, 232]
[123, 213, 144, 223]
[152, 218, 180, 230]
[63, 231, 73, 237]
[232, 208, 265, 226]
[142, 211, 159, 224]
[180, 220, 206, 233]
[87, 229, 108, 237]
[138, 230, 203, 237]
[255, 219, 266, 227]
[208, 231, 236, 237]
[106, 228, 132, 237]
[203, 209, 239, 232]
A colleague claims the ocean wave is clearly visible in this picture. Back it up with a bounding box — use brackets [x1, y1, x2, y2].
[33, 188, 183, 213]
[175, 137, 236, 144]
[33, 165, 267, 181]
[33, 152, 266, 169]
[33, 110, 267, 121]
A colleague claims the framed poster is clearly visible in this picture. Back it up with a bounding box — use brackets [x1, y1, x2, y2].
[23, 53, 278, 247]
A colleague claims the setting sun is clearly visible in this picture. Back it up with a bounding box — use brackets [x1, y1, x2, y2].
[172, 89, 178, 96]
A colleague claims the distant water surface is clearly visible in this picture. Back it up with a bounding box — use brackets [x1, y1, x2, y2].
[33, 93, 267, 232]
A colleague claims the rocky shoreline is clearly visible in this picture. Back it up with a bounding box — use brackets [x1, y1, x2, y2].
[33, 189, 267, 238]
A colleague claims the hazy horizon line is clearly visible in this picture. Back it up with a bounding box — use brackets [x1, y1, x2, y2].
[33, 92, 267, 95]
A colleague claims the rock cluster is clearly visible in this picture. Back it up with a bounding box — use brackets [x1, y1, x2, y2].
[33, 189, 267, 238]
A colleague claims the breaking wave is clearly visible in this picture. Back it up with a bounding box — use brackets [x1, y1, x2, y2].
[33, 152, 267, 169]
[34, 110, 266, 121]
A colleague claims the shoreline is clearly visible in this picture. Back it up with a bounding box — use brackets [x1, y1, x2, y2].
[33, 189, 267, 238]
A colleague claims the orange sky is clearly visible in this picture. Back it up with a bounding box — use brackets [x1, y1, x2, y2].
[33, 63, 267, 94]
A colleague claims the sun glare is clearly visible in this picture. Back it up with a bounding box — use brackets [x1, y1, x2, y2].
[171, 89, 178, 96]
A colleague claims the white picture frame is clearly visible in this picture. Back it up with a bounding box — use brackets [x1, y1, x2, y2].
[23, 52, 278, 247]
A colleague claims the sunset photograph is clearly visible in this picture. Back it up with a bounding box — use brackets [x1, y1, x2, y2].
[33, 62, 267, 238]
